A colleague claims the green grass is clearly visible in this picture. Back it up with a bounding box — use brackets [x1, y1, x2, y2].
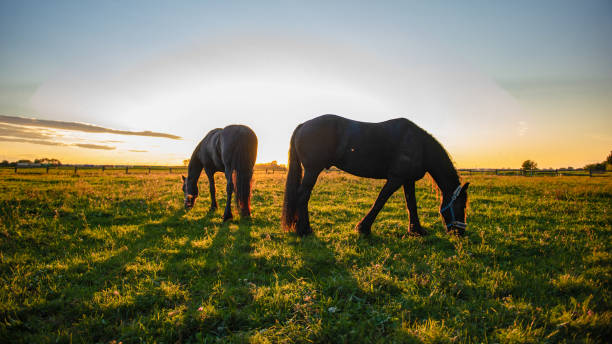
[0, 170, 610, 343]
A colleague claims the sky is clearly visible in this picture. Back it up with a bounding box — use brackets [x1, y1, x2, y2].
[1, 0, 611, 168]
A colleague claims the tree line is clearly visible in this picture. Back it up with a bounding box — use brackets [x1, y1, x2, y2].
[4, 152, 610, 171]
[521, 150, 611, 171]
[0, 158, 62, 167]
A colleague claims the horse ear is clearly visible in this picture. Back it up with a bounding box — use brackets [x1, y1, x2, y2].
[461, 182, 470, 193]
[181, 175, 186, 182]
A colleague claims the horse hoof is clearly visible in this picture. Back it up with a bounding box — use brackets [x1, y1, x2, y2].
[223, 215, 233, 222]
[355, 223, 371, 235]
[408, 227, 428, 236]
[447, 228, 465, 237]
[209, 206, 217, 212]
[296, 227, 313, 236]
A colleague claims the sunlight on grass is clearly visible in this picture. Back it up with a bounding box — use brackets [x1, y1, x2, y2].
[0, 170, 610, 342]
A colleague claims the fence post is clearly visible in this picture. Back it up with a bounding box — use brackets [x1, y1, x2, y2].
[125, 166, 129, 174]
[74, 166, 77, 175]
[169, 168, 172, 174]
[148, 167, 151, 174]
[14, 166, 17, 173]
[46, 166, 49, 173]
[495, 169, 498, 176]
[102, 165, 105, 172]
[589, 168, 592, 177]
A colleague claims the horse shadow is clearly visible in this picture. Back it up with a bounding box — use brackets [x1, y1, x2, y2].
[266, 232, 420, 342]
[9, 207, 219, 340]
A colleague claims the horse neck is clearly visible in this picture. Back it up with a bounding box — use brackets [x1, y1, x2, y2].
[424, 141, 460, 200]
[187, 151, 204, 187]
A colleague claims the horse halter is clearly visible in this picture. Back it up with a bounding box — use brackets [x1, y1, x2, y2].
[440, 185, 467, 231]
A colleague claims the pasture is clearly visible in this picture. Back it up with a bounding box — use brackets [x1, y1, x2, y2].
[0, 170, 610, 343]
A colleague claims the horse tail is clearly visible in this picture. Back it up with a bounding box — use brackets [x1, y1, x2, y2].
[282, 125, 302, 231]
[232, 130, 257, 218]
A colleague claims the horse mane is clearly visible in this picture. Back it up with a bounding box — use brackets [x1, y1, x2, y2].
[188, 141, 204, 175]
[406, 119, 460, 194]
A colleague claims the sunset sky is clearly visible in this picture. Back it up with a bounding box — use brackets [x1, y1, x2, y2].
[1, 1, 611, 168]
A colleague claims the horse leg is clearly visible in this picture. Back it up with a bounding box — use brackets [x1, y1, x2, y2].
[206, 169, 217, 211]
[296, 168, 321, 236]
[355, 179, 402, 235]
[403, 181, 427, 236]
[222, 170, 234, 222]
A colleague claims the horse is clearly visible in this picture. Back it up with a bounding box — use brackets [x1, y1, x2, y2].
[281, 114, 469, 236]
[182, 125, 258, 221]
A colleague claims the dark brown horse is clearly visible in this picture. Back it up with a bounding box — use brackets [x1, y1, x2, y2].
[281, 114, 469, 236]
[182, 125, 257, 221]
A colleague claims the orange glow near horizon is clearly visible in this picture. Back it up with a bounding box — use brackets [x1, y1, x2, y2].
[2, 120, 610, 169]
[2, 37, 610, 169]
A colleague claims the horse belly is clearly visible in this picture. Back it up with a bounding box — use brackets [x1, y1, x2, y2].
[335, 151, 389, 179]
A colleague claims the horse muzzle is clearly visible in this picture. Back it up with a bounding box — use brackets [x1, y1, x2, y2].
[184, 194, 195, 211]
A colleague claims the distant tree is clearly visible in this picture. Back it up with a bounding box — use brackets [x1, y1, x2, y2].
[17, 159, 32, 164]
[584, 151, 612, 171]
[585, 162, 606, 171]
[521, 160, 537, 170]
[34, 158, 61, 165]
[254, 161, 287, 171]
[183, 159, 190, 166]
[0, 160, 8, 167]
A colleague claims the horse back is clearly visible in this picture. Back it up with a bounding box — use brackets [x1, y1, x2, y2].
[339, 118, 425, 178]
[197, 128, 224, 171]
[219, 125, 258, 169]
[295, 115, 426, 179]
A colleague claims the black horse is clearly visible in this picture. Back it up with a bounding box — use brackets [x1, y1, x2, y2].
[282, 114, 469, 236]
[182, 125, 257, 221]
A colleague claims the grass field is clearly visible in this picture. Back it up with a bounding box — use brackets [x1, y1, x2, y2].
[0, 170, 610, 343]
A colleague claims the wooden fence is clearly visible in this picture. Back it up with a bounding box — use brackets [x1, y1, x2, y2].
[458, 168, 609, 177]
[2, 166, 609, 177]
[2, 165, 287, 175]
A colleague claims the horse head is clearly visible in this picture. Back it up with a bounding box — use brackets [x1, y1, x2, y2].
[440, 182, 469, 236]
[181, 175, 198, 211]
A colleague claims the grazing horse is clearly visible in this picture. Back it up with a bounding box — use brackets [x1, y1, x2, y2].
[281, 114, 469, 236]
[182, 125, 257, 221]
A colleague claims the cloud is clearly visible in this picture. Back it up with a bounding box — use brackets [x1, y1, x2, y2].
[0, 115, 182, 139]
[129, 149, 148, 152]
[497, 77, 612, 98]
[587, 133, 612, 143]
[517, 121, 528, 136]
[0, 123, 56, 140]
[73, 143, 116, 150]
[0, 136, 64, 146]
[0, 136, 116, 150]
